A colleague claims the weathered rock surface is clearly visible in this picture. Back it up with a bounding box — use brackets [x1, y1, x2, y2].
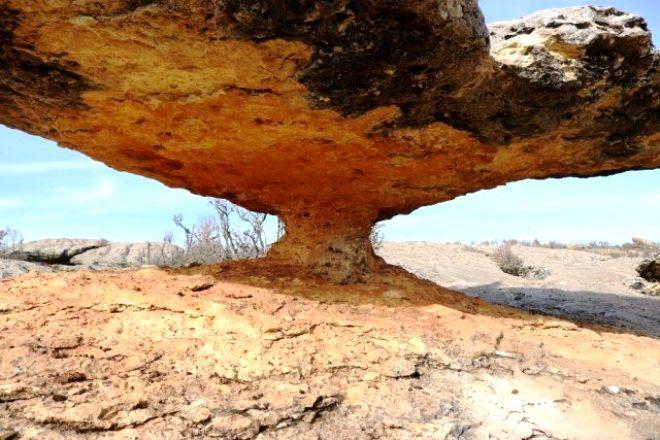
[69, 241, 184, 267]
[10, 239, 108, 265]
[8, 239, 183, 268]
[0, 259, 56, 279]
[0, 2, 658, 279]
[637, 254, 660, 282]
[379, 242, 660, 337]
[0, 266, 658, 439]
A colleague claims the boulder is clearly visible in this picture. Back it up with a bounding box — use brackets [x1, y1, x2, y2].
[0, 258, 90, 279]
[626, 277, 648, 290]
[70, 242, 184, 267]
[9, 239, 108, 264]
[0, 259, 54, 278]
[0, 2, 657, 281]
[8, 239, 184, 268]
[637, 255, 660, 282]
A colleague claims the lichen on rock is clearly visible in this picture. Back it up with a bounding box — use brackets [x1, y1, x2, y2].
[0, 1, 658, 281]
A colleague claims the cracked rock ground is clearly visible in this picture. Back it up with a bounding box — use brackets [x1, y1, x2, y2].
[1, 265, 658, 439]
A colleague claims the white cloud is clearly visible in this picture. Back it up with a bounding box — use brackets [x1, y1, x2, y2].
[0, 196, 22, 210]
[643, 194, 660, 206]
[511, 195, 605, 212]
[0, 161, 101, 174]
[50, 177, 117, 204]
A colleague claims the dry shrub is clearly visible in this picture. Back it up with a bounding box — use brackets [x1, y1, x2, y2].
[580, 237, 660, 258]
[490, 244, 549, 279]
[511, 238, 660, 259]
[172, 199, 284, 265]
[0, 226, 23, 257]
[625, 238, 660, 258]
[642, 283, 660, 297]
[370, 223, 384, 251]
[491, 244, 525, 276]
[141, 235, 185, 267]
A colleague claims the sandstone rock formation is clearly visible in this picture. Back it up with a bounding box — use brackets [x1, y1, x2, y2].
[9, 239, 184, 268]
[1, 2, 658, 280]
[0, 259, 58, 279]
[69, 241, 184, 267]
[380, 242, 660, 335]
[1, 267, 659, 439]
[637, 255, 660, 282]
[10, 239, 109, 265]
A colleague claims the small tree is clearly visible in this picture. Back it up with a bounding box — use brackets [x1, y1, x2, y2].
[173, 214, 224, 264]
[0, 226, 23, 257]
[172, 199, 284, 265]
[210, 199, 269, 260]
[370, 223, 384, 251]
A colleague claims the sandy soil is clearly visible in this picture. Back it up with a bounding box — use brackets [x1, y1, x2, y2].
[379, 243, 660, 337]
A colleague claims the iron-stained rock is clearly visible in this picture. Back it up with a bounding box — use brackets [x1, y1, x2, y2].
[0, 2, 657, 280]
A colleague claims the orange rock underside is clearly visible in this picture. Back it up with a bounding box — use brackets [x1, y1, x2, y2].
[1, 2, 659, 279]
[5, 8, 489, 215]
[4, 2, 658, 217]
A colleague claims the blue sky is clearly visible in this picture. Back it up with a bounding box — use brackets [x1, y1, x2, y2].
[1, 1, 658, 244]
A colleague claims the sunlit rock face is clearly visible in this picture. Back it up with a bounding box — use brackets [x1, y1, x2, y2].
[0, 1, 658, 280]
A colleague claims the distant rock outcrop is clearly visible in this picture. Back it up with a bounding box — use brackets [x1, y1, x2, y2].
[0, 259, 56, 279]
[70, 241, 184, 267]
[10, 239, 108, 265]
[0, 2, 657, 281]
[5, 239, 184, 274]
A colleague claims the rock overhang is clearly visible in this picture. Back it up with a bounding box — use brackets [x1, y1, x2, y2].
[0, 1, 658, 279]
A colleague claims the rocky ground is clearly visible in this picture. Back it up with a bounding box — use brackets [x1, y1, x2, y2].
[379, 242, 660, 338]
[6, 240, 656, 335]
[1, 252, 659, 439]
[0, 239, 183, 279]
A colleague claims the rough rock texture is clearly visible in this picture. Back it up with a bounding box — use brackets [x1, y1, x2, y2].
[1, 266, 659, 439]
[69, 242, 184, 267]
[0, 259, 57, 279]
[9, 239, 183, 268]
[10, 239, 108, 265]
[0, 2, 658, 280]
[379, 242, 660, 337]
[637, 254, 660, 282]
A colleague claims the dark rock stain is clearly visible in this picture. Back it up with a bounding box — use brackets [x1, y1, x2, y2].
[423, 67, 583, 144]
[221, 0, 491, 129]
[218, 1, 657, 146]
[0, 1, 656, 153]
[0, 5, 93, 129]
[600, 136, 642, 158]
[121, 149, 185, 172]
